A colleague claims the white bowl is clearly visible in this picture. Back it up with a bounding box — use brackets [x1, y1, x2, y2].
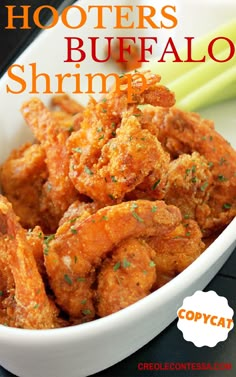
[0, 1, 235, 377]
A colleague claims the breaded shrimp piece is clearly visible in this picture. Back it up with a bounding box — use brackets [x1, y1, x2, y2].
[96, 238, 156, 317]
[0, 142, 48, 230]
[26, 226, 46, 279]
[0, 195, 58, 329]
[164, 152, 213, 224]
[70, 113, 168, 204]
[68, 71, 175, 204]
[21, 98, 79, 231]
[45, 200, 181, 319]
[158, 107, 236, 234]
[148, 219, 204, 288]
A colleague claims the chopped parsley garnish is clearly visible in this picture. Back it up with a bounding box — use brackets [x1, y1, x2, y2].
[111, 175, 118, 182]
[82, 309, 91, 316]
[223, 203, 232, 210]
[152, 179, 161, 190]
[81, 299, 87, 305]
[43, 234, 55, 255]
[70, 217, 78, 224]
[185, 165, 197, 178]
[113, 261, 121, 272]
[33, 304, 39, 309]
[186, 232, 191, 237]
[64, 274, 73, 285]
[131, 203, 144, 223]
[131, 211, 144, 223]
[122, 259, 131, 268]
[200, 182, 209, 191]
[72, 147, 82, 153]
[218, 175, 228, 182]
[131, 203, 138, 210]
[0, 291, 3, 297]
[149, 261, 156, 267]
[84, 165, 93, 175]
[70, 227, 77, 234]
[151, 206, 158, 213]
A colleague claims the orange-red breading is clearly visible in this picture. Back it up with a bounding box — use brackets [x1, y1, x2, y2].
[70, 113, 169, 204]
[0, 195, 58, 329]
[161, 108, 236, 234]
[21, 98, 80, 231]
[1, 68, 235, 329]
[164, 152, 213, 225]
[26, 226, 46, 279]
[147, 219, 205, 288]
[68, 71, 174, 204]
[141, 106, 236, 235]
[45, 200, 181, 319]
[96, 238, 156, 317]
[0, 142, 48, 230]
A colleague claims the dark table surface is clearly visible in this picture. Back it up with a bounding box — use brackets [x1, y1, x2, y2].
[0, 1, 235, 376]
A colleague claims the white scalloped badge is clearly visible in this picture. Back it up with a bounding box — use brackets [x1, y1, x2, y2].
[177, 291, 234, 347]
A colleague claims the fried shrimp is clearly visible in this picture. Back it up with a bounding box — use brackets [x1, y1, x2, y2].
[1, 67, 235, 329]
[71, 113, 168, 204]
[148, 107, 236, 235]
[0, 142, 48, 230]
[21, 98, 80, 231]
[0, 195, 58, 329]
[96, 238, 156, 317]
[45, 200, 181, 319]
[148, 219, 205, 288]
[68, 71, 174, 204]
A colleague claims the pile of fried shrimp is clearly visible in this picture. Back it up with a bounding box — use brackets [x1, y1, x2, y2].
[0, 70, 235, 329]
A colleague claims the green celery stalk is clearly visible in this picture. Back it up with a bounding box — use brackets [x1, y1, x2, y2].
[143, 18, 236, 110]
[144, 18, 236, 85]
[170, 48, 236, 105]
[178, 65, 236, 111]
